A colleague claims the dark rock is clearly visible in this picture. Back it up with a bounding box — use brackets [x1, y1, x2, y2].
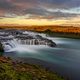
[0, 42, 4, 52]
[47, 40, 56, 47]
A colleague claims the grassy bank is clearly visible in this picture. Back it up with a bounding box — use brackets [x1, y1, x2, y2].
[0, 57, 64, 80]
[37, 29, 80, 39]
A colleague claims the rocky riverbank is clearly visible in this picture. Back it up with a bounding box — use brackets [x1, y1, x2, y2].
[0, 57, 64, 80]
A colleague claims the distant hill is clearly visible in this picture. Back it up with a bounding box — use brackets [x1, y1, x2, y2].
[0, 25, 80, 33]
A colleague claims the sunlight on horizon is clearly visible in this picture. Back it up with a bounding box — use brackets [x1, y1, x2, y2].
[0, 17, 71, 26]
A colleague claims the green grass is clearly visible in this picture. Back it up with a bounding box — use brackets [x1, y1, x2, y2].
[0, 57, 64, 80]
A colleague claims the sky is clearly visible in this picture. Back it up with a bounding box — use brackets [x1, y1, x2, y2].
[0, 0, 80, 26]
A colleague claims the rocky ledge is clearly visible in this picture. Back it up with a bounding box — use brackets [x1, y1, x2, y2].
[0, 29, 56, 48]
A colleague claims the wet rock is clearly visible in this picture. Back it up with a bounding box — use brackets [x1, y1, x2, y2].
[0, 42, 4, 52]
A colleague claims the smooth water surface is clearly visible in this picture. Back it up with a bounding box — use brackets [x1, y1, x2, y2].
[4, 37, 80, 80]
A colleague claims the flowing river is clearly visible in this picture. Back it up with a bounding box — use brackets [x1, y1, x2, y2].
[3, 36, 80, 80]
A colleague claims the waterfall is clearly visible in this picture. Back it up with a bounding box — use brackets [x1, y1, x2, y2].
[2, 39, 19, 52]
[0, 30, 56, 52]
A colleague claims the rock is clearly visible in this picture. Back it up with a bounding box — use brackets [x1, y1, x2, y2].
[47, 40, 56, 47]
[0, 42, 4, 52]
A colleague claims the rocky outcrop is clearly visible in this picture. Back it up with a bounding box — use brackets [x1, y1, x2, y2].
[0, 42, 4, 52]
[46, 40, 56, 47]
[0, 29, 56, 48]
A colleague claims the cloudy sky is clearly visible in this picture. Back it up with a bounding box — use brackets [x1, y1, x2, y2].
[0, 0, 80, 25]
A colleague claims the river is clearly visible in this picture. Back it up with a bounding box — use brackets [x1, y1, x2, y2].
[3, 37, 80, 80]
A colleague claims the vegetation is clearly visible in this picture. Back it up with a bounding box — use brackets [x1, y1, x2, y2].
[0, 57, 64, 80]
[37, 29, 80, 39]
[1, 25, 80, 39]
[0, 25, 80, 34]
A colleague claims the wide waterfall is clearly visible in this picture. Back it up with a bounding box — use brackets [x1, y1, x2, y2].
[0, 30, 56, 52]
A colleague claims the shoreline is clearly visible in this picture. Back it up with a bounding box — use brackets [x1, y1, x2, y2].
[0, 28, 80, 39]
[0, 56, 64, 80]
[36, 30, 80, 39]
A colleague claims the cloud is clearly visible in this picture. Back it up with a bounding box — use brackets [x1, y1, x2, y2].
[23, 8, 48, 16]
[0, 0, 16, 10]
[39, 0, 80, 9]
[22, 7, 80, 19]
[0, 0, 80, 20]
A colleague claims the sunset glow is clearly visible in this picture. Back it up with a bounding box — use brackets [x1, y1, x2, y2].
[0, 0, 80, 26]
[0, 18, 68, 26]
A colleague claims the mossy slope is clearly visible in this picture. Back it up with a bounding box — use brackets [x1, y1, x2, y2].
[0, 57, 64, 80]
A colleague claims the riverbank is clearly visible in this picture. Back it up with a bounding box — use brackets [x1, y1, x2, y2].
[0, 56, 64, 80]
[0, 27, 80, 39]
[37, 29, 80, 39]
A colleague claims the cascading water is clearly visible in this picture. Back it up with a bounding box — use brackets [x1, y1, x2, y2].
[2, 39, 19, 52]
[0, 30, 56, 53]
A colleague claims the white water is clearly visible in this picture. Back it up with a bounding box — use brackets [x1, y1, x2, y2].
[2, 32, 50, 53]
